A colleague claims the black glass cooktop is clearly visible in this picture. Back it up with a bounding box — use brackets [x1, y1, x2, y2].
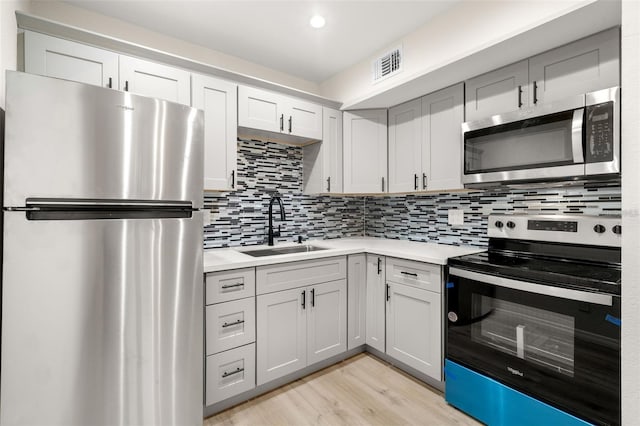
[449, 242, 621, 296]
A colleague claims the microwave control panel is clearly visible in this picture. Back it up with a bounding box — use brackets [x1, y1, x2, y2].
[586, 101, 614, 163]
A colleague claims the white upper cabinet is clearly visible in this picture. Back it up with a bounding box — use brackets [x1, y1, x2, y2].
[421, 84, 464, 191]
[388, 99, 422, 193]
[192, 74, 238, 191]
[238, 86, 322, 142]
[528, 27, 619, 106]
[24, 31, 118, 89]
[303, 107, 343, 194]
[465, 28, 620, 122]
[24, 31, 190, 106]
[343, 110, 388, 193]
[387, 84, 464, 193]
[119, 55, 190, 105]
[465, 60, 529, 123]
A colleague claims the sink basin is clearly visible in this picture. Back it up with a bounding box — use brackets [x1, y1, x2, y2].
[241, 245, 328, 257]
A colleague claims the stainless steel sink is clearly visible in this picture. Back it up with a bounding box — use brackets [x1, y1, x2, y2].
[241, 245, 328, 257]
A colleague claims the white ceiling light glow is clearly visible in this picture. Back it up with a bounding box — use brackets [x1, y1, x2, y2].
[309, 15, 326, 29]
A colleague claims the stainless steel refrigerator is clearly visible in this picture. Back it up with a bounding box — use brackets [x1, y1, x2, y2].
[0, 71, 204, 426]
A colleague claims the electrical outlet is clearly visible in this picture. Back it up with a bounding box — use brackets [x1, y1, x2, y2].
[448, 209, 464, 226]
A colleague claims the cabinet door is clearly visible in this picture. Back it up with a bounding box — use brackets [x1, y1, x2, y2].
[192, 74, 238, 191]
[386, 283, 442, 380]
[256, 288, 307, 385]
[24, 31, 118, 89]
[205, 343, 256, 406]
[343, 110, 388, 193]
[421, 84, 464, 191]
[119, 55, 190, 105]
[303, 107, 343, 194]
[287, 98, 323, 140]
[365, 254, 386, 352]
[347, 254, 367, 350]
[529, 28, 619, 105]
[307, 280, 347, 365]
[465, 60, 529, 122]
[388, 99, 422, 193]
[238, 85, 284, 134]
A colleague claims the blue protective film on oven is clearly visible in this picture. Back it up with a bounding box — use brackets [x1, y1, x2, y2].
[446, 282, 455, 289]
[605, 314, 621, 327]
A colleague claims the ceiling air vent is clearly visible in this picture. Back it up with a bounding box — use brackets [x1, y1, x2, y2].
[372, 46, 402, 83]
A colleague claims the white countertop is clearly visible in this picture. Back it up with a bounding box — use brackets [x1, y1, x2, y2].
[203, 237, 485, 273]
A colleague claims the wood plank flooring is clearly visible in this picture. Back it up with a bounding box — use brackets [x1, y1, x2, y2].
[204, 353, 481, 426]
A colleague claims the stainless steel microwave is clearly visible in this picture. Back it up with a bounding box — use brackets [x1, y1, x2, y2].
[462, 87, 620, 187]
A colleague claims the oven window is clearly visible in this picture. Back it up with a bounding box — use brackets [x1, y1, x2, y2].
[464, 110, 577, 173]
[471, 294, 575, 377]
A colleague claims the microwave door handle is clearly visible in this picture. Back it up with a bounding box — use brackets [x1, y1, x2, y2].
[571, 108, 584, 164]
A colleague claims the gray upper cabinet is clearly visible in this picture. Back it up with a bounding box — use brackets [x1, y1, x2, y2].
[465, 28, 619, 122]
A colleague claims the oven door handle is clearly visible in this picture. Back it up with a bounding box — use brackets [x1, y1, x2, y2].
[449, 267, 613, 306]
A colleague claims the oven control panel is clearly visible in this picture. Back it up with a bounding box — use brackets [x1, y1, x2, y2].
[488, 214, 621, 247]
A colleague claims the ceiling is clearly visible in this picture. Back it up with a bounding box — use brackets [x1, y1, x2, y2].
[64, 0, 460, 83]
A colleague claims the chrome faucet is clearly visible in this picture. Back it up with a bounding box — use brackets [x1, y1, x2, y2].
[267, 196, 286, 246]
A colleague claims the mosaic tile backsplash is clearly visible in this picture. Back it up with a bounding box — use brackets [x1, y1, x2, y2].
[203, 140, 621, 249]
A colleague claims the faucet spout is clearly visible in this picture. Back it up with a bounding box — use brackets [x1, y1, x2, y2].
[268, 196, 286, 246]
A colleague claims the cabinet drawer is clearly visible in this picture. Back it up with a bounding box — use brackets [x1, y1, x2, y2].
[206, 268, 255, 305]
[385, 257, 442, 293]
[206, 298, 256, 355]
[205, 343, 256, 406]
[256, 256, 347, 295]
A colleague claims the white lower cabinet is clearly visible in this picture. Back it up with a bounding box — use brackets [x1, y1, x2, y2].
[256, 287, 308, 385]
[347, 254, 367, 349]
[385, 257, 443, 381]
[365, 254, 386, 352]
[256, 279, 347, 385]
[206, 297, 255, 355]
[386, 282, 442, 380]
[206, 343, 256, 406]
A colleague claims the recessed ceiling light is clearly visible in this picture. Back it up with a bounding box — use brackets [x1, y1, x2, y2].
[309, 15, 326, 29]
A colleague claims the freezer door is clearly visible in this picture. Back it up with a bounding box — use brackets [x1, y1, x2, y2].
[0, 211, 204, 426]
[3, 71, 203, 208]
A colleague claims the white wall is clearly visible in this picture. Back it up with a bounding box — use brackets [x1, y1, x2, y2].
[0, 0, 31, 108]
[27, 1, 321, 96]
[320, 0, 603, 107]
[621, 0, 640, 422]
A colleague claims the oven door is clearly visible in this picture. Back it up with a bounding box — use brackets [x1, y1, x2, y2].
[462, 97, 586, 186]
[447, 267, 620, 426]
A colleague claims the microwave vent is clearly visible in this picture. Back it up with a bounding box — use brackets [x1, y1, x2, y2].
[372, 46, 402, 83]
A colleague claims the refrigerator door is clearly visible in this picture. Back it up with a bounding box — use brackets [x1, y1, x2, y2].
[0, 211, 204, 426]
[3, 71, 203, 208]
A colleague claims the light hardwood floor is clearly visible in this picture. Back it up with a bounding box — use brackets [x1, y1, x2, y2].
[204, 353, 481, 426]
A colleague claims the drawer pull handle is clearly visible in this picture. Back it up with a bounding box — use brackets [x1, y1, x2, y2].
[221, 283, 244, 289]
[386, 284, 390, 302]
[221, 319, 245, 328]
[221, 367, 245, 378]
[400, 271, 418, 277]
